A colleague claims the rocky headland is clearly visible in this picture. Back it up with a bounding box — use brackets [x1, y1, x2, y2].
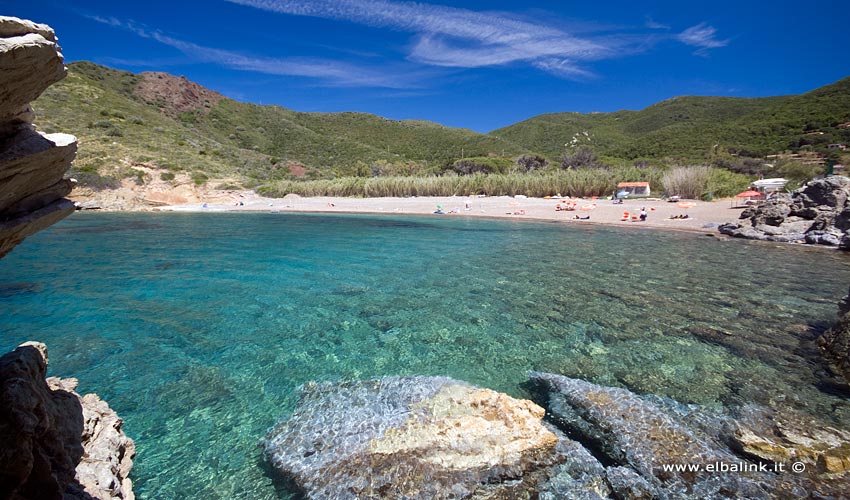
[263, 374, 850, 499]
[0, 15, 76, 258]
[719, 175, 850, 248]
[0, 342, 135, 500]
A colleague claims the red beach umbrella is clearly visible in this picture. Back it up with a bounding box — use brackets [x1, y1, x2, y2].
[735, 190, 762, 198]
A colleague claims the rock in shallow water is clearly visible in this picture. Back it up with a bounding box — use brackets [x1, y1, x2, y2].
[0, 342, 134, 500]
[528, 371, 768, 499]
[530, 372, 850, 499]
[262, 376, 597, 499]
[819, 286, 850, 386]
[265, 373, 850, 499]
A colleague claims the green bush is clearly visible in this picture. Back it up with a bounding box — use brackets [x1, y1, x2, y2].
[160, 171, 175, 181]
[70, 170, 121, 191]
[192, 172, 208, 185]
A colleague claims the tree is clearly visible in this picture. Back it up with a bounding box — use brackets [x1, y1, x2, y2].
[559, 147, 606, 170]
[513, 154, 547, 173]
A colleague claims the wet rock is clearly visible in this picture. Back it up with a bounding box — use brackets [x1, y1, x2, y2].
[537, 438, 611, 500]
[604, 466, 654, 500]
[805, 229, 843, 246]
[531, 372, 850, 499]
[728, 405, 850, 472]
[719, 176, 850, 248]
[528, 372, 767, 499]
[0, 342, 134, 500]
[819, 286, 850, 385]
[262, 376, 593, 500]
[0, 16, 75, 258]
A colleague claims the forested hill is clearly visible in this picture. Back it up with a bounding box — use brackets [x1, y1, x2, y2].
[490, 76, 850, 161]
[32, 61, 850, 190]
[32, 61, 527, 187]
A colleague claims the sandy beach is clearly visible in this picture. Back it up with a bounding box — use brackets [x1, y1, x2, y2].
[160, 192, 748, 234]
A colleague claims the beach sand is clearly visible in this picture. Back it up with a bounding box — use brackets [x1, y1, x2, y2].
[161, 192, 748, 234]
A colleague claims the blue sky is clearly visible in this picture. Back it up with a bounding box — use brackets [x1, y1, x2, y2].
[3, 0, 849, 132]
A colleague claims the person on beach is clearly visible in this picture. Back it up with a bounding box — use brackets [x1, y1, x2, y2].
[639, 207, 647, 221]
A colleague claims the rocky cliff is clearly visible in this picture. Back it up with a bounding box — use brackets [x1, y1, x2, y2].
[0, 342, 135, 500]
[0, 15, 76, 258]
[718, 176, 850, 248]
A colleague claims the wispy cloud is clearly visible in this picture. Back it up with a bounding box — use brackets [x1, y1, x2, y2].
[226, 0, 619, 78]
[644, 16, 670, 30]
[87, 15, 425, 88]
[677, 23, 728, 54]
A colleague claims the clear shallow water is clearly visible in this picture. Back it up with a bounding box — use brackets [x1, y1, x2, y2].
[1, 212, 849, 499]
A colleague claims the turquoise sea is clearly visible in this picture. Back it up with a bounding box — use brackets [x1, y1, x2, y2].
[1, 212, 849, 499]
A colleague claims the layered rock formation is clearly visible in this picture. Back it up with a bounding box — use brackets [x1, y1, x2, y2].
[0, 15, 76, 258]
[719, 176, 850, 247]
[819, 286, 850, 385]
[0, 342, 135, 500]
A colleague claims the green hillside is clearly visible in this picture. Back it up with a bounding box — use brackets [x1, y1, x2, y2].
[491, 78, 850, 161]
[32, 62, 527, 189]
[31, 61, 850, 192]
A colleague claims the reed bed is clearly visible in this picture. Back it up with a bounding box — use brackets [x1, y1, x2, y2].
[258, 166, 747, 199]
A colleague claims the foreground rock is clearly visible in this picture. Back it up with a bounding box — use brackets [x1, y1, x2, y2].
[266, 374, 850, 499]
[718, 175, 850, 248]
[530, 372, 850, 499]
[262, 376, 612, 499]
[819, 286, 850, 385]
[0, 15, 75, 258]
[0, 342, 134, 500]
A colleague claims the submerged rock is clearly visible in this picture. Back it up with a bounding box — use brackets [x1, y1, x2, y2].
[729, 405, 850, 474]
[530, 372, 850, 499]
[719, 176, 850, 248]
[529, 372, 766, 499]
[819, 286, 850, 385]
[262, 376, 604, 499]
[0, 342, 135, 500]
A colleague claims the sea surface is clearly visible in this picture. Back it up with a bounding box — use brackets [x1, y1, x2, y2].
[2, 212, 849, 499]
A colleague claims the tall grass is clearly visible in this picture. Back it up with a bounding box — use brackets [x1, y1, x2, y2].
[661, 166, 712, 199]
[258, 167, 671, 198]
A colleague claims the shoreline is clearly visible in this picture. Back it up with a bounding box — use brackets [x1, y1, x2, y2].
[74, 192, 841, 250]
[150, 193, 743, 235]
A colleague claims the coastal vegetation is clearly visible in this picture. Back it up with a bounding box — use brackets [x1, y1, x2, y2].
[259, 166, 750, 199]
[31, 62, 848, 199]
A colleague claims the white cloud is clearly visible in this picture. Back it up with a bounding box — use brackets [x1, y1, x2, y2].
[677, 23, 728, 53]
[226, 0, 617, 77]
[87, 15, 425, 88]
